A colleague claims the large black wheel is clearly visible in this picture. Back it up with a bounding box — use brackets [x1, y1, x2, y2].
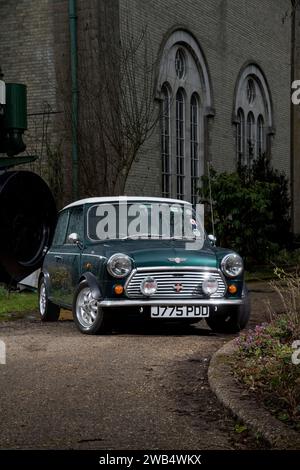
[73, 281, 112, 335]
[0, 171, 57, 284]
[38, 277, 60, 322]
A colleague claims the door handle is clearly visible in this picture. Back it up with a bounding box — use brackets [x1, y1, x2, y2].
[55, 255, 63, 262]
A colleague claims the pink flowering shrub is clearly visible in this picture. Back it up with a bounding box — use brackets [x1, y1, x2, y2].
[234, 317, 300, 431]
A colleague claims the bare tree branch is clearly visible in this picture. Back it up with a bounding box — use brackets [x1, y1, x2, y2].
[64, 17, 161, 197]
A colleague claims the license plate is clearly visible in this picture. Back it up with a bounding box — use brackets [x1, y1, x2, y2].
[151, 306, 210, 318]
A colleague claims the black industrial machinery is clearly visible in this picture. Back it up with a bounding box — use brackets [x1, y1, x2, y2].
[0, 171, 57, 284]
[0, 74, 57, 285]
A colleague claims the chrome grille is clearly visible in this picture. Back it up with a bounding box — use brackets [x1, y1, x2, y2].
[125, 268, 226, 299]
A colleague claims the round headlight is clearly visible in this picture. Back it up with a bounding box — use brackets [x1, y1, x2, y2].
[140, 277, 157, 296]
[107, 253, 132, 278]
[202, 278, 219, 296]
[221, 254, 243, 278]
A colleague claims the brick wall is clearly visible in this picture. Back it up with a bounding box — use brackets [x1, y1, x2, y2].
[121, 0, 291, 198]
[0, 0, 71, 206]
[0, 0, 292, 213]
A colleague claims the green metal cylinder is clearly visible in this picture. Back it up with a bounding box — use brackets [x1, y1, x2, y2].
[4, 83, 27, 130]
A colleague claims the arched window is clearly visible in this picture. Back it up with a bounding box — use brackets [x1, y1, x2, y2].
[190, 93, 200, 205]
[233, 64, 273, 167]
[236, 108, 245, 165]
[157, 30, 213, 202]
[247, 78, 256, 104]
[176, 89, 185, 199]
[257, 115, 264, 158]
[175, 48, 186, 80]
[247, 112, 255, 165]
[161, 84, 171, 197]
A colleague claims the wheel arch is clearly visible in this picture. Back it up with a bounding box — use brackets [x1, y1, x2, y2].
[79, 272, 103, 300]
[38, 270, 50, 290]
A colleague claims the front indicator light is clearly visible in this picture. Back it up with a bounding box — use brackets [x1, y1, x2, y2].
[114, 284, 124, 295]
[228, 284, 237, 294]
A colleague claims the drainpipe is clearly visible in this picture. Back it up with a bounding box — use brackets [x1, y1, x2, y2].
[69, 0, 78, 200]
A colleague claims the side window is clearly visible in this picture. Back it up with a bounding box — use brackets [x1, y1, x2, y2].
[52, 211, 69, 247]
[65, 206, 84, 243]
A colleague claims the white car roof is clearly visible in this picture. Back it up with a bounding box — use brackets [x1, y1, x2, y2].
[63, 196, 192, 210]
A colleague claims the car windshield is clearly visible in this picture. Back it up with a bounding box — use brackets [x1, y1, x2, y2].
[87, 201, 205, 242]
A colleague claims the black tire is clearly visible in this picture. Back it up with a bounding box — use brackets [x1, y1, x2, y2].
[38, 277, 60, 322]
[206, 286, 251, 334]
[181, 319, 201, 325]
[206, 311, 243, 334]
[73, 281, 112, 335]
[0, 171, 57, 285]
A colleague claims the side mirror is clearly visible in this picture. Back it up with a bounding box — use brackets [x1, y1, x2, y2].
[68, 232, 81, 245]
[208, 234, 217, 246]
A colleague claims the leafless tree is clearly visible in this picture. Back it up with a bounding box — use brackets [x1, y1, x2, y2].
[24, 103, 64, 207]
[73, 20, 160, 197]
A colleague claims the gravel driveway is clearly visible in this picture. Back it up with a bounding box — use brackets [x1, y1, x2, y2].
[0, 282, 279, 450]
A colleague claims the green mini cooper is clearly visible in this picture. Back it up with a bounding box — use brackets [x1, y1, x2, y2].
[38, 196, 250, 335]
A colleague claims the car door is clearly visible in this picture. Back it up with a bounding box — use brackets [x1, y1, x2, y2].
[57, 206, 84, 306]
[47, 206, 84, 307]
[44, 209, 70, 305]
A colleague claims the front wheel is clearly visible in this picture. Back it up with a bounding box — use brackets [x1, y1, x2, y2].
[206, 312, 245, 334]
[181, 319, 201, 325]
[73, 281, 112, 335]
[38, 277, 60, 322]
[206, 288, 251, 334]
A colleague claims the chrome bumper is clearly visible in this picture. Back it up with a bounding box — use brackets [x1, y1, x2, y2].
[99, 298, 244, 307]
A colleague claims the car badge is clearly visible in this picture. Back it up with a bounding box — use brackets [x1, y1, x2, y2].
[168, 257, 187, 264]
[174, 283, 183, 293]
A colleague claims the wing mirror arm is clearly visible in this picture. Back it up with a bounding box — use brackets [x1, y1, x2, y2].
[68, 233, 83, 249]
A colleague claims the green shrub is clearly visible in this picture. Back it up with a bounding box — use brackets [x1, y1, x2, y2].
[272, 249, 300, 267]
[234, 270, 300, 431]
[200, 154, 291, 264]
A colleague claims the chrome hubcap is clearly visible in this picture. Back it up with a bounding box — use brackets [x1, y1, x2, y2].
[76, 287, 99, 328]
[39, 282, 47, 316]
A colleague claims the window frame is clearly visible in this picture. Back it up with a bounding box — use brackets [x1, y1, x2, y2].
[247, 78, 256, 104]
[161, 84, 172, 198]
[64, 206, 85, 245]
[176, 88, 185, 200]
[233, 65, 273, 168]
[175, 48, 186, 80]
[247, 111, 255, 166]
[51, 210, 70, 247]
[190, 93, 200, 205]
[236, 108, 245, 165]
[158, 35, 211, 203]
[257, 114, 265, 158]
